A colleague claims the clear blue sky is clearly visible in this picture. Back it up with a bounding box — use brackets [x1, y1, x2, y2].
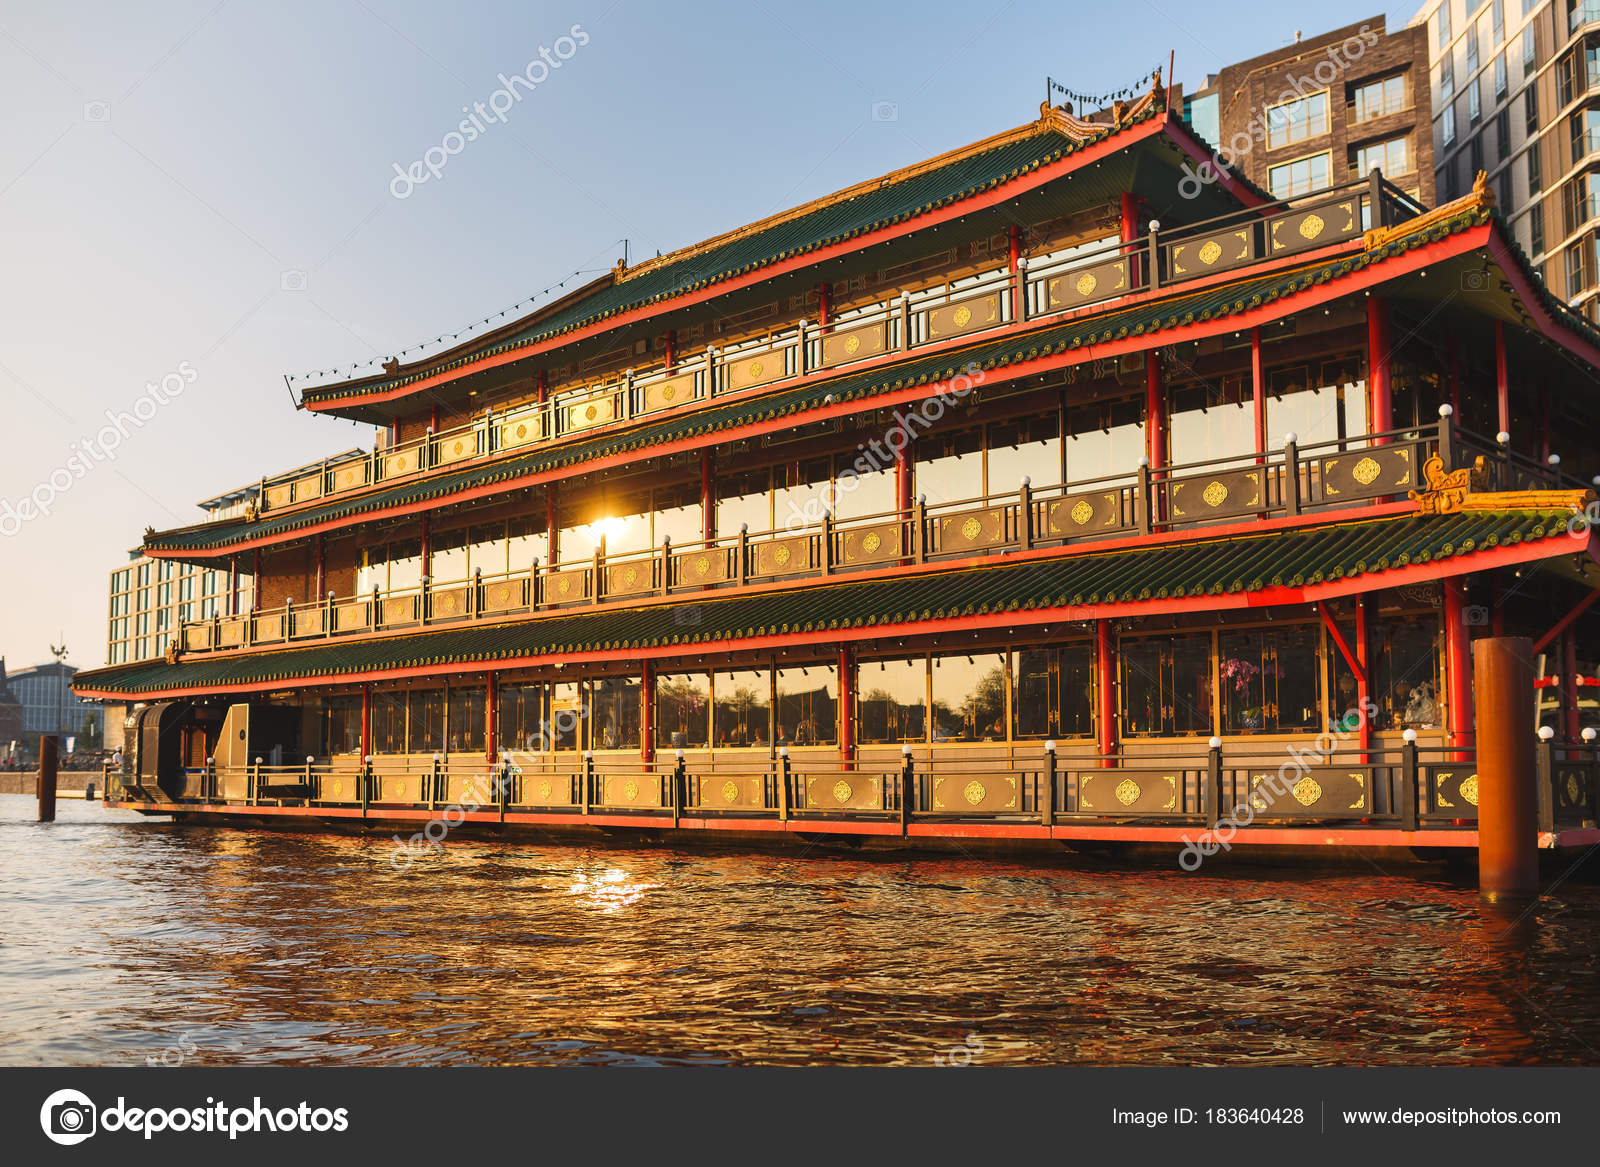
[0, 0, 1417, 669]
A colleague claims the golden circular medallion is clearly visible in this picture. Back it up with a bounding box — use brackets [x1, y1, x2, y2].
[585, 404, 598, 422]
[1299, 213, 1325, 240]
[862, 532, 882, 554]
[960, 516, 982, 540]
[1292, 777, 1322, 806]
[1568, 775, 1582, 803]
[624, 779, 640, 802]
[623, 566, 639, 587]
[1114, 779, 1141, 806]
[1460, 775, 1479, 807]
[722, 781, 741, 804]
[557, 577, 572, 596]
[331, 779, 343, 798]
[515, 423, 527, 439]
[832, 780, 853, 804]
[663, 385, 676, 401]
[845, 334, 861, 355]
[963, 780, 987, 805]
[452, 440, 465, 455]
[538, 778, 553, 801]
[1201, 481, 1229, 508]
[1198, 240, 1223, 265]
[1076, 273, 1098, 297]
[1352, 456, 1382, 486]
[953, 305, 972, 328]
[393, 780, 407, 800]
[1071, 499, 1094, 526]
[695, 556, 712, 577]
[748, 360, 764, 379]
[774, 545, 792, 566]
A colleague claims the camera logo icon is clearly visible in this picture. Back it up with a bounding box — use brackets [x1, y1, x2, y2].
[83, 101, 111, 123]
[40, 1088, 97, 1145]
[1460, 270, 1490, 292]
[871, 100, 899, 122]
[280, 269, 308, 292]
[1463, 604, 1489, 626]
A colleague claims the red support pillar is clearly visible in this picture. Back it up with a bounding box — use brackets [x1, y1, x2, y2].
[1495, 320, 1510, 437]
[486, 671, 498, 762]
[1474, 637, 1539, 897]
[228, 555, 239, 617]
[1367, 296, 1392, 442]
[420, 513, 431, 581]
[1144, 351, 1166, 469]
[545, 486, 559, 567]
[700, 449, 714, 545]
[641, 660, 655, 764]
[1444, 578, 1475, 761]
[838, 644, 855, 763]
[1097, 620, 1117, 767]
[818, 282, 832, 330]
[1356, 595, 1372, 758]
[663, 329, 676, 372]
[360, 684, 372, 760]
[314, 532, 326, 603]
[251, 549, 260, 612]
[1007, 224, 1021, 318]
[536, 369, 548, 404]
[1564, 634, 1582, 743]
[1119, 192, 1140, 285]
[1250, 326, 1266, 457]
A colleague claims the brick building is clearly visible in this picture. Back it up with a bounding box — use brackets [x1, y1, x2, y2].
[1184, 16, 1436, 207]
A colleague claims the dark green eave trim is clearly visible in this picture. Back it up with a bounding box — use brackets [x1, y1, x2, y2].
[87, 508, 1575, 697]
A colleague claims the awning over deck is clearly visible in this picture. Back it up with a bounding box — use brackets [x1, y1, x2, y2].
[76, 505, 1595, 699]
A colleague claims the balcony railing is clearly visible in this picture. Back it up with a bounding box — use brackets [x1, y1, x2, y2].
[110, 737, 1600, 838]
[249, 173, 1423, 519]
[170, 415, 1581, 661]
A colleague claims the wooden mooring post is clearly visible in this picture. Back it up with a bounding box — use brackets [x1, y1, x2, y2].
[1472, 637, 1539, 898]
[37, 734, 58, 822]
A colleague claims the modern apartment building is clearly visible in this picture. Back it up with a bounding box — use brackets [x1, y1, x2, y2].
[1184, 16, 1436, 208]
[1412, 0, 1597, 318]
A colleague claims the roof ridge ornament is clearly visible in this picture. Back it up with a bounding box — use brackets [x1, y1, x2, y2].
[1362, 169, 1496, 250]
[1411, 453, 1594, 516]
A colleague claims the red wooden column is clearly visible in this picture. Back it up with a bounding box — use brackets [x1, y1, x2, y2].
[1564, 634, 1582, 742]
[251, 549, 261, 612]
[1474, 637, 1539, 897]
[1443, 578, 1475, 761]
[1250, 326, 1266, 457]
[641, 660, 655, 764]
[1355, 595, 1372, 758]
[314, 532, 326, 602]
[419, 514, 432, 581]
[485, 671, 498, 762]
[663, 328, 676, 372]
[360, 684, 372, 760]
[1007, 224, 1021, 317]
[837, 644, 855, 763]
[818, 282, 832, 330]
[1145, 351, 1166, 469]
[545, 486, 559, 568]
[227, 555, 239, 617]
[1494, 320, 1510, 437]
[1097, 620, 1117, 768]
[1119, 192, 1140, 285]
[1367, 296, 1392, 442]
[700, 450, 714, 544]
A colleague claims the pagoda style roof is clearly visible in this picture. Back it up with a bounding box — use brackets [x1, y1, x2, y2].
[297, 101, 1260, 415]
[143, 196, 1553, 561]
[77, 505, 1594, 698]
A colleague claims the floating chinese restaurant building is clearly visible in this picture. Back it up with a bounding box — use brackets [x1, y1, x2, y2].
[74, 85, 1600, 856]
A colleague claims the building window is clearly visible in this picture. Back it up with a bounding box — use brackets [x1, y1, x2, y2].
[1442, 103, 1457, 146]
[1573, 108, 1600, 163]
[1525, 86, 1538, 136]
[1568, 241, 1592, 299]
[1266, 91, 1329, 149]
[1011, 647, 1095, 740]
[1437, 4, 1451, 49]
[1529, 143, 1542, 193]
[1467, 25, 1479, 73]
[930, 652, 1007, 742]
[1331, 617, 1441, 731]
[857, 657, 927, 744]
[1121, 634, 1213, 738]
[776, 663, 836, 746]
[1439, 53, 1454, 100]
[1491, 0, 1504, 44]
[1469, 133, 1483, 173]
[1531, 203, 1545, 254]
[1499, 169, 1512, 208]
[1494, 53, 1507, 98]
[1267, 151, 1332, 198]
[1468, 78, 1481, 124]
[592, 675, 642, 750]
[1495, 109, 1510, 162]
[1219, 627, 1321, 735]
[1352, 74, 1408, 122]
[1522, 26, 1536, 68]
[710, 669, 767, 749]
[1353, 136, 1413, 178]
[655, 673, 710, 749]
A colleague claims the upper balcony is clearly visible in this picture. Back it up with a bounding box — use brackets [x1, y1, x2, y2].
[170, 415, 1580, 661]
[228, 174, 1425, 527]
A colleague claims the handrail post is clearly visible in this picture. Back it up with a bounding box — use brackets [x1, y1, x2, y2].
[821, 512, 834, 576]
[900, 745, 914, 836]
[582, 751, 593, 815]
[1206, 736, 1223, 828]
[325, 589, 334, 637]
[471, 568, 481, 619]
[737, 525, 749, 586]
[1367, 167, 1386, 229]
[1017, 478, 1034, 551]
[777, 747, 791, 821]
[913, 494, 927, 564]
[1436, 405, 1456, 473]
[1283, 436, 1301, 515]
[283, 598, 293, 641]
[592, 540, 604, 605]
[1537, 730, 1556, 833]
[205, 755, 216, 801]
[361, 754, 371, 817]
[1041, 740, 1057, 827]
[1146, 221, 1161, 291]
[1136, 460, 1153, 536]
[430, 753, 441, 810]
[1401, 730, 1419, 832]
[796, 320, 809, 376]
[672, 750, 685, 828]
[1014, 257, 1029, 323]
[659, 537, 672, 596]
[899, 292, 912, 350]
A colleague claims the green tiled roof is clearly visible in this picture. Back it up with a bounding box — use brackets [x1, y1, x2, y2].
[298, 114, 1168, 409]
[85, 507, 1578, 696]
[146, 203, 1494, 556]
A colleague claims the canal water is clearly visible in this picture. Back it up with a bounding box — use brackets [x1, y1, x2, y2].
[3, 795, 1598, 1066]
